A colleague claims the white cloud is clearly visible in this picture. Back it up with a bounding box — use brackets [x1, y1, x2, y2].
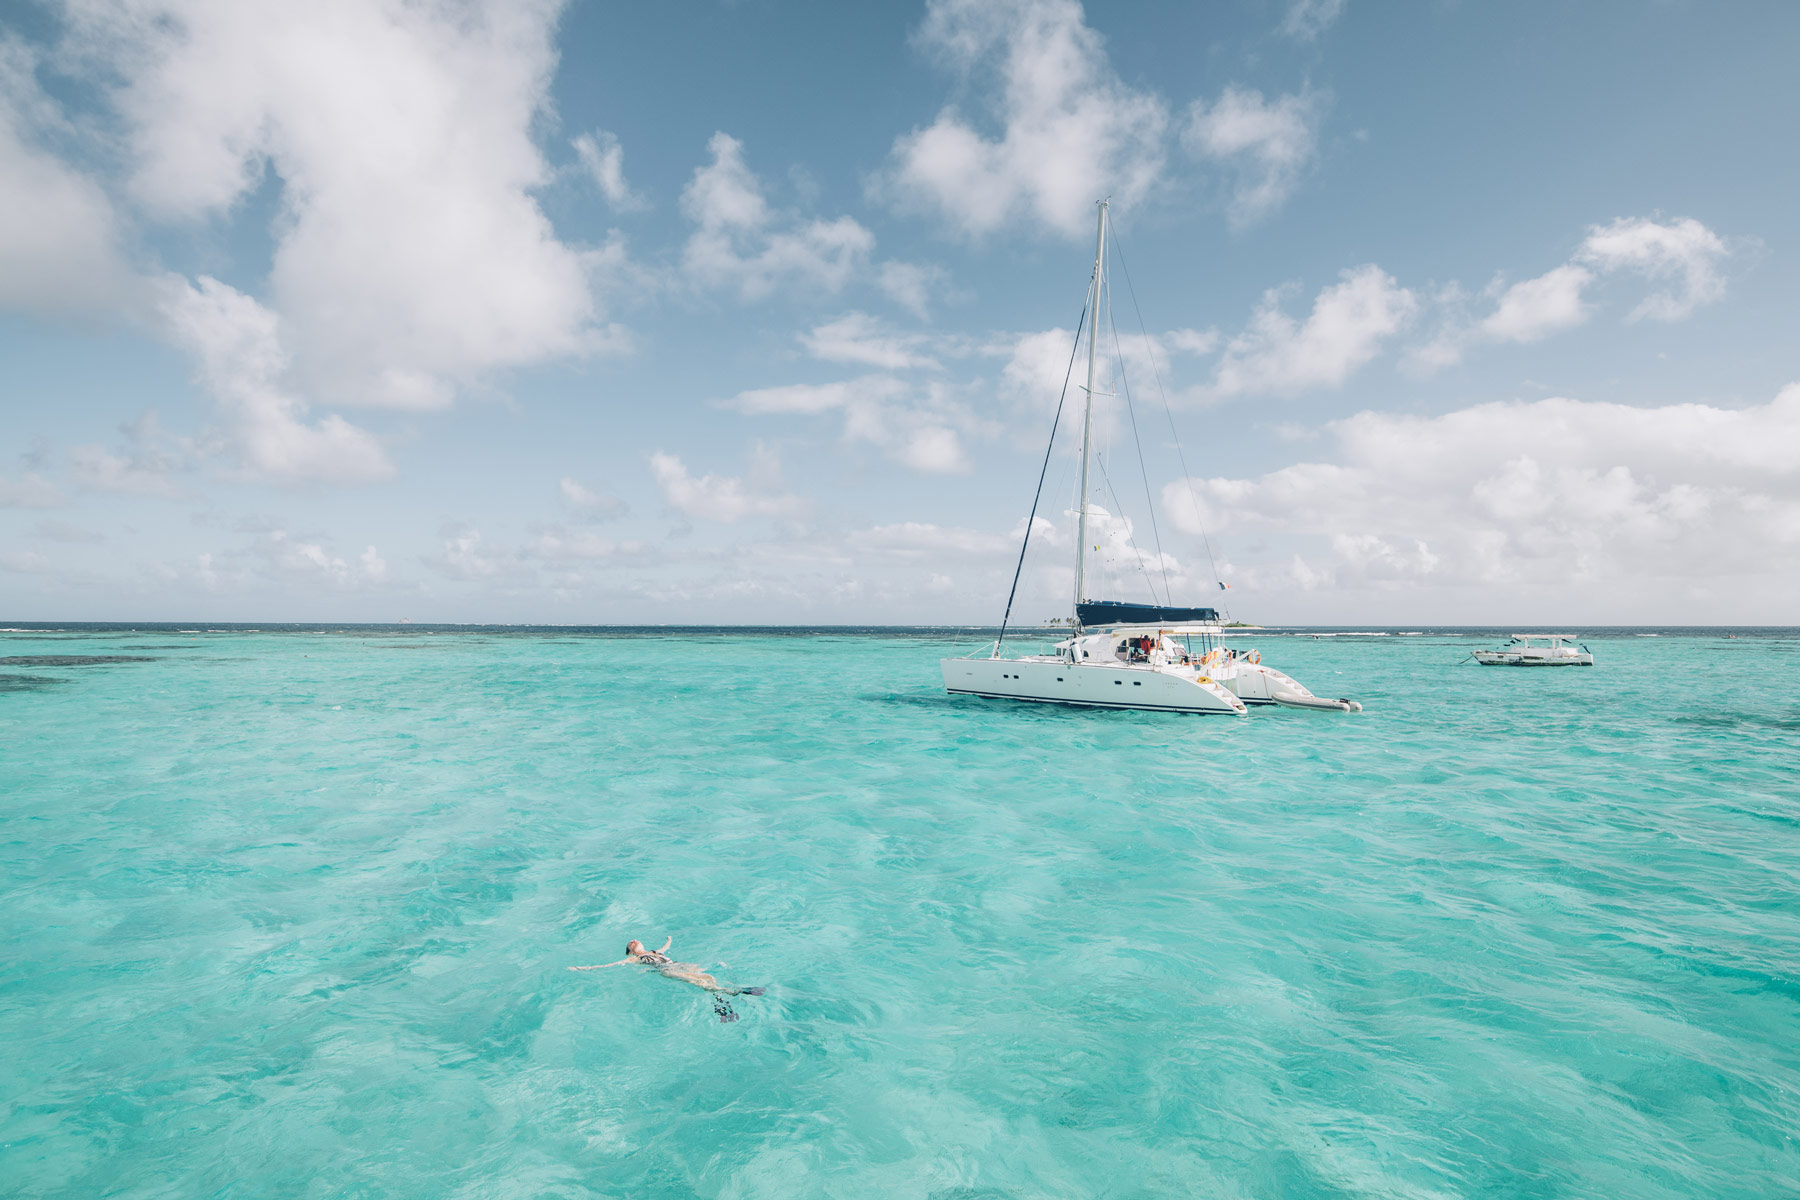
[0, 45, 132, 316]
[999, 326, 1082, 418]
[35, 519, 104, 544]
[1478, 264, 1594, 344]
[649, 446, 806, 522]
[268, 533, 358, 582]
[1161, 384, 1800, 607]
[681, 132, 875, 299]
[1066, 502, 1195, 600]
[994, 323, 1215, 437]
[1410, 216, 1731, 370]
[729, 374, 981, 474]
[890, 423, 971, 474]
[1279, 0, 1346, 40]
[0, 549, 53, 574]
[1183, 86, 1324, 228]
[84, 0, 606, 409]
[157, 274, 394, 483]
[877, 261, 949, 318]
[883, 0, 1168, 238]
[524, 526, 649, 562]
[424, 525, 503, 580]
[558, 476, 629, 522]
[67, 410, 192, 498]
[359, 545, 387, 581]
[1212, 265, 1417, 396]
[857, 521, 1014, 558]
[801, 312, 946, 370]
[572, 129, 646, 212]
[0, 472, 65, 509]
[68, 446, 182, 499]
[733, 375, 910, 417]
[1575, 215, 1728, 321]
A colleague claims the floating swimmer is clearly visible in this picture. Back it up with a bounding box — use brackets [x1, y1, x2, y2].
[571, 938, 765, 1022]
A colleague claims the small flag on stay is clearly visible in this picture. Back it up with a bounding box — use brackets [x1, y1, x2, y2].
[1219, 581, 1231, 590]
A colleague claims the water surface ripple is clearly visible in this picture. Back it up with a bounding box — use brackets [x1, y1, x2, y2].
[1, 627, 1797, 1198]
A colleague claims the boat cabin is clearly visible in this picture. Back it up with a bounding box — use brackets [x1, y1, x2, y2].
[1508, 635, 1583, 653]
[1055, 623, 1228, 667]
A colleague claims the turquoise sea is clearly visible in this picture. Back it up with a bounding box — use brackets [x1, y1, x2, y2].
[2, 624, 1797, 1199]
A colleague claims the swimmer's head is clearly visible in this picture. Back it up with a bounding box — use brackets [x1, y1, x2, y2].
[626, 939, 646, 955]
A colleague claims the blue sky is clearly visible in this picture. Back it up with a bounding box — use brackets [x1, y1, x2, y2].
[3, 0, 1798, 623]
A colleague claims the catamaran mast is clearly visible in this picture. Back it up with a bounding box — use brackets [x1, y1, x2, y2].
[1073, 199, 1107, 624]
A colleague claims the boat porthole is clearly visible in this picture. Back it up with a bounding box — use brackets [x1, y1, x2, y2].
[1114, 680, 1122, 685]
[1133, 681, 1142, 686]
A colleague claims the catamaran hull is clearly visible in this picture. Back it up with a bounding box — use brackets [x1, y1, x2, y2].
[1472, 653, 1593, 666]
[943, 658, 1247, 715]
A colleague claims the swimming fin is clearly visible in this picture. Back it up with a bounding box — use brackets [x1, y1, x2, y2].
[740, 987, 766, 996]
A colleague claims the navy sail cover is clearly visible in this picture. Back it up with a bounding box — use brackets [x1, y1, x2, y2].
[1077, 600, 1219, 626]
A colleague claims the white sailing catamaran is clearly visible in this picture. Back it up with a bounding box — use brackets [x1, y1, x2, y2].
[943, 201, 1361, 716]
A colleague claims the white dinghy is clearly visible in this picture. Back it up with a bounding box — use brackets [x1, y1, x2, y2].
[942, 201, 1361, 717]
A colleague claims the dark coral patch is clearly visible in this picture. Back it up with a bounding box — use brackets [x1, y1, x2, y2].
[0, 655, 161, 667]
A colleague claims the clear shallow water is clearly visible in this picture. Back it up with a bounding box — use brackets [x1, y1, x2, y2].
[2, 626, 1797, 1199]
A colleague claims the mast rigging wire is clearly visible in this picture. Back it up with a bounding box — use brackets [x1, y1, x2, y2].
[1109, 225, 1226, 598]
[994, 297, 1090, 656]
[1103, 267, 1174, 606]
[1094, 451, 1165, 605]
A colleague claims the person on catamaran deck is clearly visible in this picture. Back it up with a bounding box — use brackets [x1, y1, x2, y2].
[570, 938, 765, 1022]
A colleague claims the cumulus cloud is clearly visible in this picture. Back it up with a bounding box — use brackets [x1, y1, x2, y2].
[249, 530, 388, 586]
[994, 322, 1213, 437]
[733, 375, 910, 417]
[558, 476, 629, 522]
[35, 519, 105, 544]
[66, 410, 194, 498]
[801, 312, 949, 370]
[157, 274, 394, 483]
[1411, 216, 1730, 370]
[572, 129, 646, 212]
[877, 261, 951, 318]
[882, 0, 1168, 238]
[1162, 385, 1800, 604]
[1183, 86, 1324, 228]
[79, 0, 607, 410]
[523, 526, 649, 562]
[998, 326, 1087, 428]
[1575, 215, 1728, 321]
[856, 521, 1014, 558]
[423, 525, 504, 581]
[0, 471, 65, 509]
[0, 44, 132, 315]
[1279, 0, 1346, 40]
[729, 374, 981, 474]
[0, 549, 53, 574]
[1477, 264, 1594, 345]
[681, 132, 875, 299]
[649, 445, 807, 522]
[1212, 265, 1417, 396]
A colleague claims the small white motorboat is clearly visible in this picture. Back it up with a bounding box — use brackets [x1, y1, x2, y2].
[1472, 634, 1594, 666]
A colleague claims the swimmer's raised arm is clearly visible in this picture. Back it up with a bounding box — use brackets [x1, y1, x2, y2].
[568, 959, 630, 971]
[658, 937, 672, 954]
